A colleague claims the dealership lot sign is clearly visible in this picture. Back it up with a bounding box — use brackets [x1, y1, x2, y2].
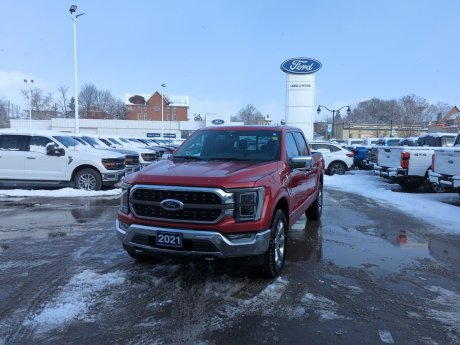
[281, 57, 321, 140]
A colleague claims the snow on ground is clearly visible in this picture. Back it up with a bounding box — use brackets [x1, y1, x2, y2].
[0, 187, 121, 198]
[325, 171, 459, 235]
[24, 270, 125, 332]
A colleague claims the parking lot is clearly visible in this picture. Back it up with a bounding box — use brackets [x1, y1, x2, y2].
[1, 176, 459, 345]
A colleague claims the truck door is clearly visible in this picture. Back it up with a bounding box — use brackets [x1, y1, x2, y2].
[0, 134, 27, 179]
[285, 132, 309, 214]
[24, 136, 68, 180]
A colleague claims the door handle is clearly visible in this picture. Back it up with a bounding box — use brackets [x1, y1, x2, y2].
[26, 156, 36, 159]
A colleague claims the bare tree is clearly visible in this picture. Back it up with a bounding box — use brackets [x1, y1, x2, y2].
[236, 104, 262, 125]
[56, 85, 69, 117]
[21, 87, 55, 119]
[397, 95, 429, 136]
[78, 83, 98, 118]
[0, 99, 10, 128]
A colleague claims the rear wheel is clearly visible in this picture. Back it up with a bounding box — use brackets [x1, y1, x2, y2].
[73, 168, 102, 191]
[398, 179, 421, 191]
[261, 209, 287, 279]
[306, 181, 323, 220]
[327, 161, 347, 175]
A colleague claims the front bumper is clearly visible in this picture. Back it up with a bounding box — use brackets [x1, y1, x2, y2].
[429, 171, 460, 189]
[102, 170, 125, 184]
[115, 220, 271, 259]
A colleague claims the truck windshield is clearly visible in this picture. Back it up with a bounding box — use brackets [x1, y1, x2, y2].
[173, 129, 281, 162]
[53, 136, 81, 148]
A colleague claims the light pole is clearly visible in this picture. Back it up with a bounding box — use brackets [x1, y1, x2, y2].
[161, 83, 166, 138]
[317, 105, 351, 139]
[23, 79, 34, 129]
[69, 5, 85, 134]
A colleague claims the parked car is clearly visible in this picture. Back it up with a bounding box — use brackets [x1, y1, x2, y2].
[374, 133, 457, 191]
[79, 135, 141, 175]
[0, 129, 125, 191]
[309, 141, 354, 175]
[429, 132, 460, 196]
[116, 125, 325, 278]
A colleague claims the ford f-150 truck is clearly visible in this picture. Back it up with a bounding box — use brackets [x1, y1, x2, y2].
[429, 132, 460, 195]
[374, 133, 457, 191]
[116, 125, 325, 278]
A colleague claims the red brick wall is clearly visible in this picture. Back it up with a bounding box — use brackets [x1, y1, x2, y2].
[126, 91, 188, 121]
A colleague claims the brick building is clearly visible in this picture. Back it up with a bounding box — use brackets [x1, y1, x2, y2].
[125, 91, 189, 122]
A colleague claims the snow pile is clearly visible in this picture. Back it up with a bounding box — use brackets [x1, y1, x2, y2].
[25, 270, 125, 330]
[0, 188, 121, 198]
[301, 292, 350, 321]
[425, 286, 460, 334]
[325, 171, 459, 234]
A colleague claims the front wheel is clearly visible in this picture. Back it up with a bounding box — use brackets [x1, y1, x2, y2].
[73, 168, 102, 191]
[327, 161, 347, 175]
[261, 209, 287, 279]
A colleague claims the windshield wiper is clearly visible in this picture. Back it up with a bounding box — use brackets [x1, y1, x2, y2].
[173, 155, 203, 160]
[207, 157, 250, 161]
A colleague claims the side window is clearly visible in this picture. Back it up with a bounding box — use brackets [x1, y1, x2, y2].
[0, 135, 28, 151]
[293, 132, 309, 155]
[29, 136, 55, 154]
[285, 133, 300, 160]
[328, 145, 341, 152]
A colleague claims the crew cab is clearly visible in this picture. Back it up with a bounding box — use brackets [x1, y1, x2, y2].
[374, 133, 457, 191]
[116, 126, 325, 278]
[0, 129, 125, 191]
[429, 132, 460, 195]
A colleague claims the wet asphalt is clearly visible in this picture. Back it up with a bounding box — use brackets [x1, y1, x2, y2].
[0, 186, 459, 345]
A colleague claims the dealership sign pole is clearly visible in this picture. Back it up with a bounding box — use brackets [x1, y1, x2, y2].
[280, 57, 322, 140]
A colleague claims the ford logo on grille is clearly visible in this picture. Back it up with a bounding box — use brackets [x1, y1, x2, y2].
[160, 199, 184, 211]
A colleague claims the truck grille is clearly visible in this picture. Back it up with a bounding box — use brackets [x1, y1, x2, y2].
[130, 185, 232, 224]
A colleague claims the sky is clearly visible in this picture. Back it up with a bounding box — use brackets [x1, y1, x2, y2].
[0, 0, 459, 124]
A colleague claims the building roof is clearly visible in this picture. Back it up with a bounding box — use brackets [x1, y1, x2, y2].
[124, 92, 189, 107]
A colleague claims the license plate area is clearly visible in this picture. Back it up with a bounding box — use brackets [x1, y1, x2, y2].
[156, 231, 183, 248]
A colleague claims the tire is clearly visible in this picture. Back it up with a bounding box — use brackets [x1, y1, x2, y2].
[398, 180, 421, 191]
[306, 181, 323, 220]
[73, 168, 102, 191]
[426, 181, 445, 193]
[261, 209, 287, 279]
[327, 161, 347, 175]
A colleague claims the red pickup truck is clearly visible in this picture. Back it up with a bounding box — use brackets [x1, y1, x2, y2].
[116, 125, 325, 277]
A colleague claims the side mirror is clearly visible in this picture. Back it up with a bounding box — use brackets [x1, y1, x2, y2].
[46, 144, 65, 157]
[289, 156, 312, 170]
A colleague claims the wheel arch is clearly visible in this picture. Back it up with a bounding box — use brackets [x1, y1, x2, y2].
[71, 164, 102, 181]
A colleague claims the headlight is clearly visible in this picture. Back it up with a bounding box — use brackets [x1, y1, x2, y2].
[231, 187, 264, 222]
[120, 182, 131, 214]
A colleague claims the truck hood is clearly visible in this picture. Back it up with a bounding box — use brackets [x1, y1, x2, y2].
[125, 159, 278, 188]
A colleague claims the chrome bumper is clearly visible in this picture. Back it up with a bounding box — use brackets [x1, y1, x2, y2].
[115, 220, 271, 258]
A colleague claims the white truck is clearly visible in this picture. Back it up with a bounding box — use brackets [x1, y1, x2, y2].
[374, 133, 457, 191]
[429, 133, 460, 195]
[0, 129, 126, 191]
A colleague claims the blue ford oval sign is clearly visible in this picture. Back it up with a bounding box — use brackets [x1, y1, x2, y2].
[280, 57, 322, 74]
[212, 119, 225, 125]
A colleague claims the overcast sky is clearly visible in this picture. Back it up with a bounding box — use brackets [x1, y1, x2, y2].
[1, 0, 459, 123]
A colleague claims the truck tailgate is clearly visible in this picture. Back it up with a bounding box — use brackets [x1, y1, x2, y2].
[433, 148, 460, 176]
[377, 147, 402, 168]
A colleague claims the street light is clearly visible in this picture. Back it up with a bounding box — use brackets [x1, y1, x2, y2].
[317, 105, 351, 139]
[23, 79, 34, 129]
[69, 5, 85, 134]
[161, 83, 166, 138]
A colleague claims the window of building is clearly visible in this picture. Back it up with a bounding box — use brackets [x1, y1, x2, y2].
[154, 105, 160, 112]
